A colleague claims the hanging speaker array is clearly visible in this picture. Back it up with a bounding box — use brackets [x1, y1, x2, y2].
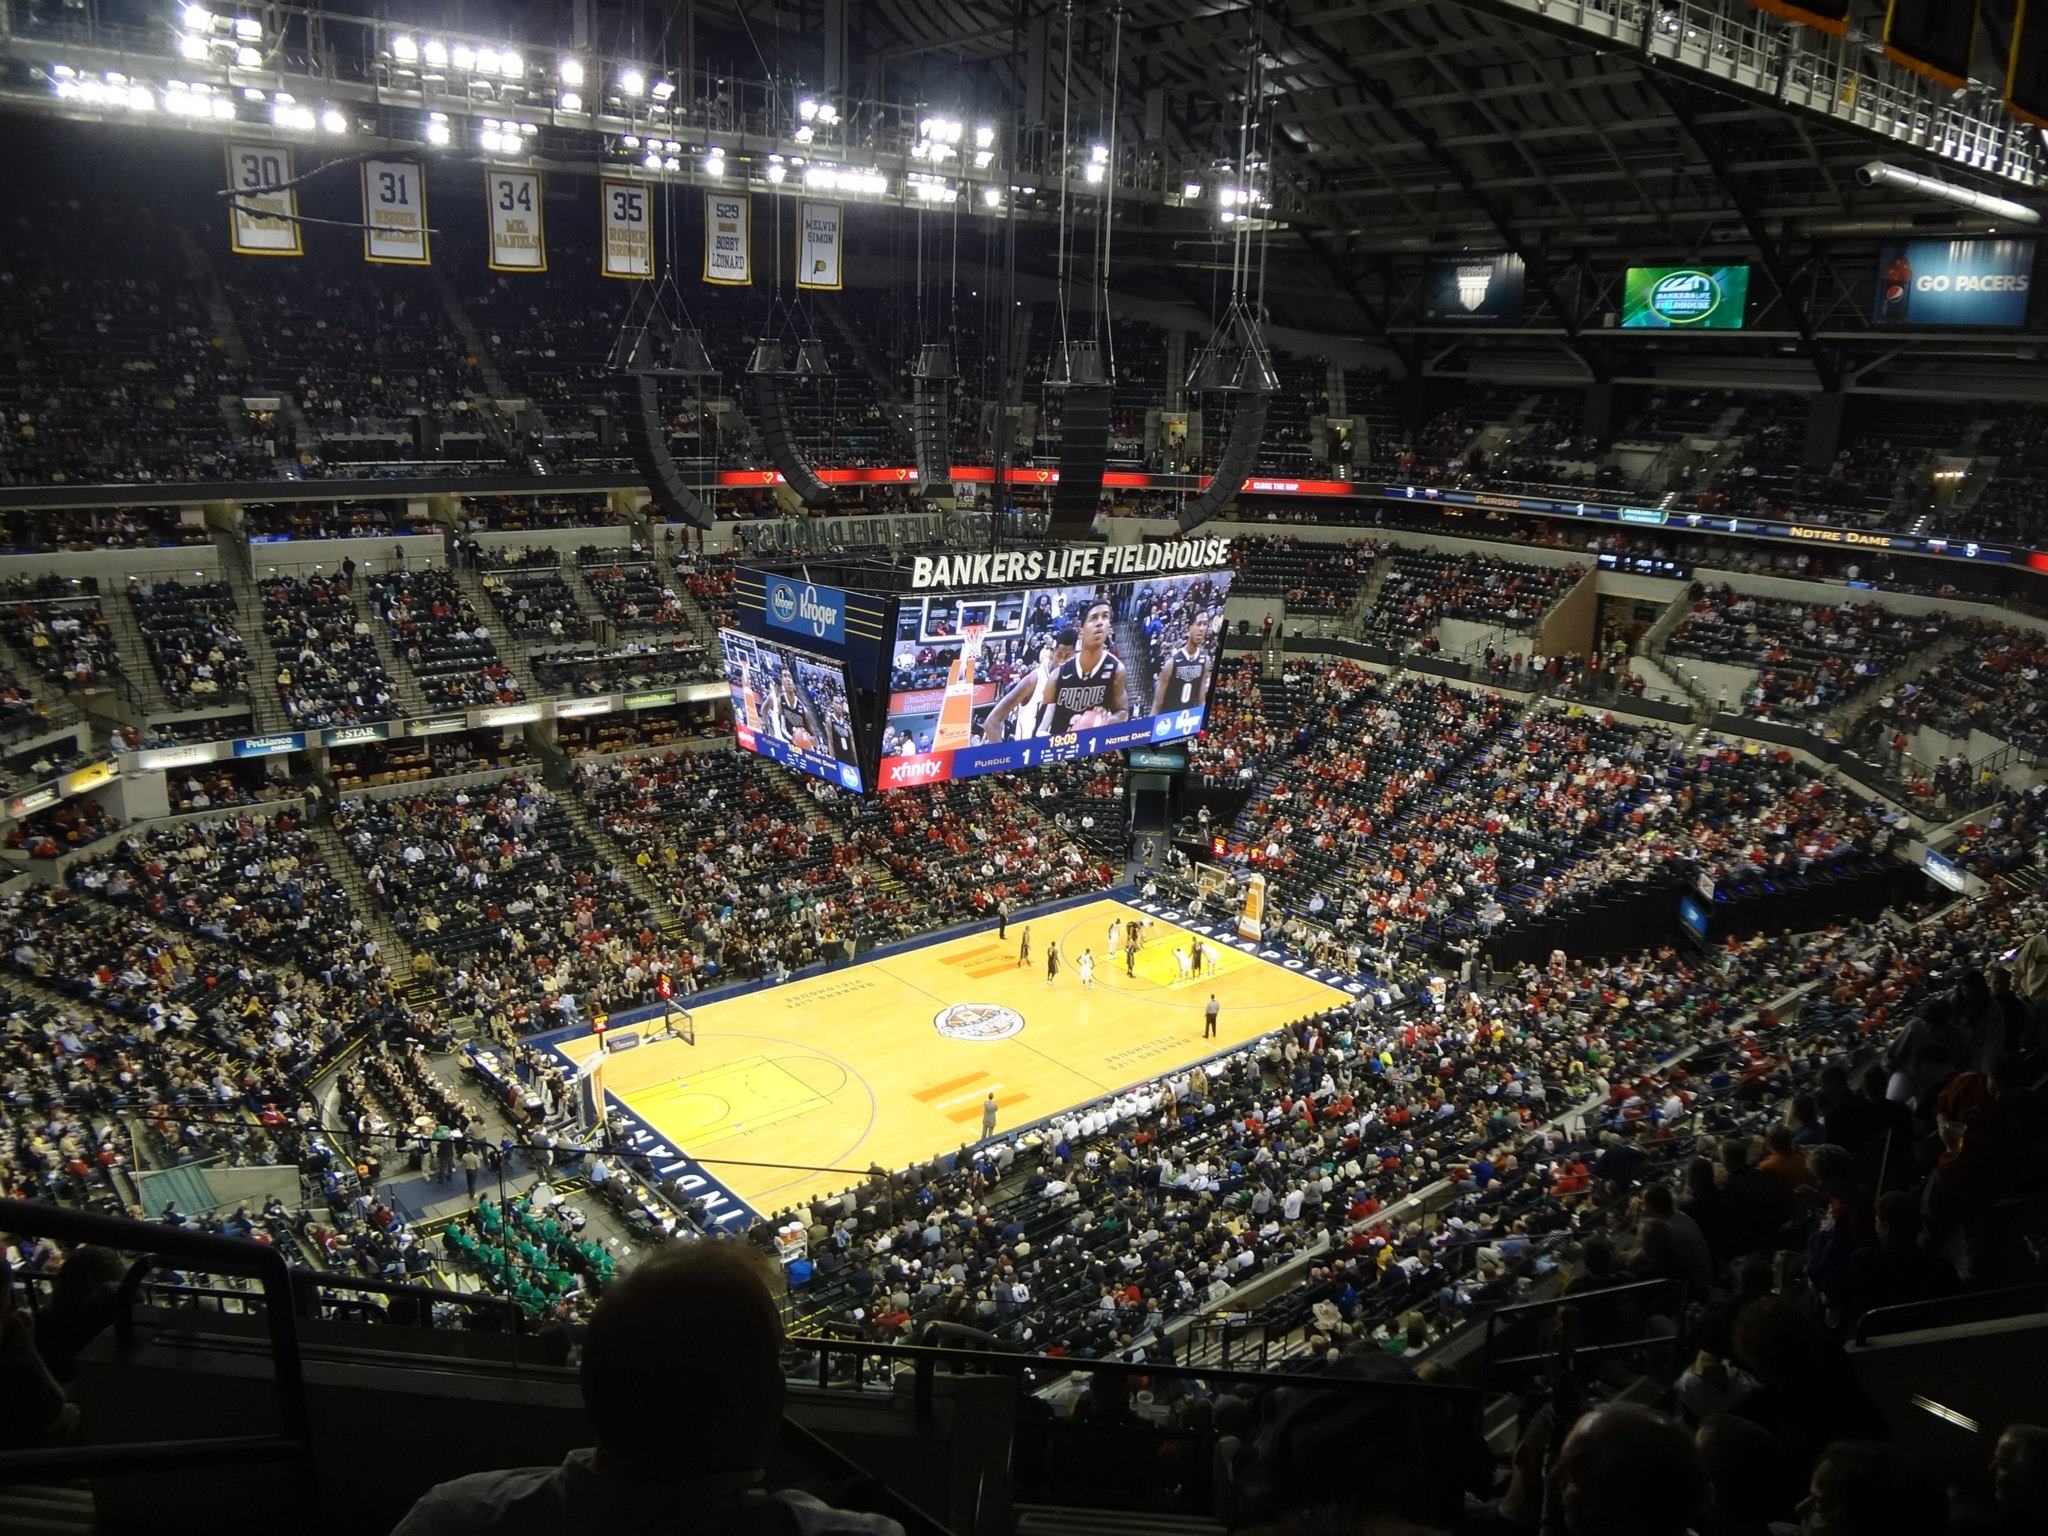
[910, 343, 955, 501]
[1176, 303, 1276, 535]
[748, 336, 835, 509]
[608, 305, 719, 530]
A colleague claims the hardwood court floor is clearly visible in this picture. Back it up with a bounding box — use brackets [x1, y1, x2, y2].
[554, 897, 1349, 1217]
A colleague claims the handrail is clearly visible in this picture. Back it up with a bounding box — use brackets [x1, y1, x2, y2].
[775, 1417, 955, 1536]
[1477, 1276, 1685, 1393]
[1852, 1280, 2048, 1346]
[0, 1196, 317, 1497]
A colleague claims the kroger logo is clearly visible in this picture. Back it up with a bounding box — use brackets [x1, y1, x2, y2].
[765, 576, 845, 643]
[1648, 270, 1720, 324]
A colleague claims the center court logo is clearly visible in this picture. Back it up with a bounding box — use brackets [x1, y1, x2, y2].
[933, 1003, 1025, 1042]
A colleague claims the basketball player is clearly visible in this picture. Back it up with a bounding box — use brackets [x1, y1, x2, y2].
[1152, 609, 1215, 716]
[1078, 949, 1094, 989]
[1108, 917, 1123, 954]
[1042, 598, 1129, 735]
[1017, 925, 1031, 969]
[737, 655, 764, 730]
[1175, 946, 1193, 982]
[823, 694, 857, 764]
[1045, 942, 1061, 986]
[767, 666, 820, 746]
[978, 627, 1075, 744]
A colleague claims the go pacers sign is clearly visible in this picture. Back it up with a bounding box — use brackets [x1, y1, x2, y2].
[1621, 264, 1751, 330]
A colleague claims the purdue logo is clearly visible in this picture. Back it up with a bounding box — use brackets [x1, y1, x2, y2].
[933, 1003, 1025, 1042]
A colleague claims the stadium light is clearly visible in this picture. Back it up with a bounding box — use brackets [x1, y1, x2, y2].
[182, 4, 212, 28]
[664, 155, 680, 171]
[1183, 179, 1202, 198]
[794, 124, 815, 144]
[663, 139, 680, 154]
[805, 164, 837, 189]
[233, 17, 261, 41]
[474, 48, 500, 77]
[975, 123, 995, 149]
[559, 58, 584, 86]
[767, 160, 786, 184]
[703, 146, 725, 175]
[619, 69, 645, 96]
[1083, 160, 1105, 185]
[644, 150, 662, 169]
[651, 78, 675, 100]
[982, 186, 1001, 207]
[452, 44, 475, 71]
[973, 149, 994, 169]
[502, 51, 524, 77]
[559, 91, 582, 112]
[798, 96, 819, 121]
[211, 99, 234, 119]
[422, 39, 448, 67]
[179, 34, 207, 60]
[235, 45, 259, 67]
[390, 34, 417, 63]
[621, 134, 640, 148]
[426, 114, 450, 146]
[321, 107, 346, 133]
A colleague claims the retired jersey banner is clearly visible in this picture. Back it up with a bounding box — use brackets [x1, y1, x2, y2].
[704, 191, 751, 285]
[601, 177, 654, 279]
[485, 169, 546, 271]
[361, 159, 429, 265]
[226, 143, 301, 256]
[797, 199, 843, 291]
[1885, 0, 1978, 88]
[1746, 0, 1850, 35]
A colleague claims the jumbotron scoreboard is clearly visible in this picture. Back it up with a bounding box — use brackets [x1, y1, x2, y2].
[719, 536, 1233, 791]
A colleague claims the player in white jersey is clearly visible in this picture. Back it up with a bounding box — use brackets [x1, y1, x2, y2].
[979, 627, 1075, 743]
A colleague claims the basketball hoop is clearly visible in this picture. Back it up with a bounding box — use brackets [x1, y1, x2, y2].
[960, 623, 987, 663]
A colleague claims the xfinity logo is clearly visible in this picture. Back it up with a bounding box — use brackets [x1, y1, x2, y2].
[885, 756, 947, 787]
[764, 575, 847, 644]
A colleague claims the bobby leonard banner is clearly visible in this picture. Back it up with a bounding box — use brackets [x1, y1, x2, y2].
[704, 191, 751, 286]
[2009, 0, 2048, 128]
[1421, 253, 1525, 321]
[226, 143, 301, 256]
[797, 199, 843, 291]
[764, 575, 847, 645]
[1745, 0, 1850, 35]
[361, 159, 430, 265]
[601, 177, 654, 279]
[486, 168, 546, 271]
[1884, 0, 1978, 88]
[1619, 265, 1750, 329]
[1873, 238, 2034, 327]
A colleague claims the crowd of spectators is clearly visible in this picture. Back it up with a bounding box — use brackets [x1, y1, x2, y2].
[367, 567, 524, 710]
[1666, 587, 1943, 723]
[1366, 550, 1580, 639]
[1, 590, 118, 690]
[128, 578, 250, 707]
[261, 572, 397, 729]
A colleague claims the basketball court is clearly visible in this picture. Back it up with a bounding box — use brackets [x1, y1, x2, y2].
[552, 896, 1351, 1217]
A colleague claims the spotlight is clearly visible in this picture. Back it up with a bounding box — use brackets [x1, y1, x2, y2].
[183, 4, 212, 28]
[501, 51, 524, 77]
[179, 35, 207, 60]
[1090, 142, 1109, 164]
[1183, 179, 1202, 197]
[703, 148, 723, 174]
[982, 186, 1001, 207]
[559, 92, 582, 112]
[973, 149, 994, 169]
[426, 116, 450, 146]
[621, 135, 639, 148]
[390, 34, 417, 62]
[422, 39, 447, 68]
[233, 17, 261, 40]
[235, 46, 259, 67]
[619, 69, 645, 96]
[1083, 161, 1105, 184]
[794, 124, 814, 144]
[663, 139, 680, 154]
[975, 123, 995, 149]
[767, 162, 786, 184]
[474, 48, 499, 76]
[560, 58, 584, 86]
[663, 155, 680, 171]
[321, 107, 346, 133]
[644, 150, 662, 169]
[211, 99, 234, 119]
[651, 79, 675, 100]
[798, 97, 818, 121]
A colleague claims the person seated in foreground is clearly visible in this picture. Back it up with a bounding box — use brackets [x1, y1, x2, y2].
[392, 1242, 904, 1534]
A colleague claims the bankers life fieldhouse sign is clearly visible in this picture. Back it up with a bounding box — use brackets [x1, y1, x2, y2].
[728, 505, 1048, 557]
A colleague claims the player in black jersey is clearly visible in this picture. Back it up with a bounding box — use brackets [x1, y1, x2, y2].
[766, 667, 821, 746]
[1152, 610, 1214, 716]
[1042, 597, 1130, 735]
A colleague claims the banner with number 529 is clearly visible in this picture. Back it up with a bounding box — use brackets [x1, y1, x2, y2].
[601, 177, 654, 279]
[485, 169, 546, 272]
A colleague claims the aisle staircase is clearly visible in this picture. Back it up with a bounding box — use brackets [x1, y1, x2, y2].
[304, 820, 425, 1005]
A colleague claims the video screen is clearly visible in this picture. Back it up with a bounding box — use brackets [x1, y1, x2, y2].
[878, 567, 1231, 789]
[1620, 265, 1750, 329]
[720, 629, 865, 792]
